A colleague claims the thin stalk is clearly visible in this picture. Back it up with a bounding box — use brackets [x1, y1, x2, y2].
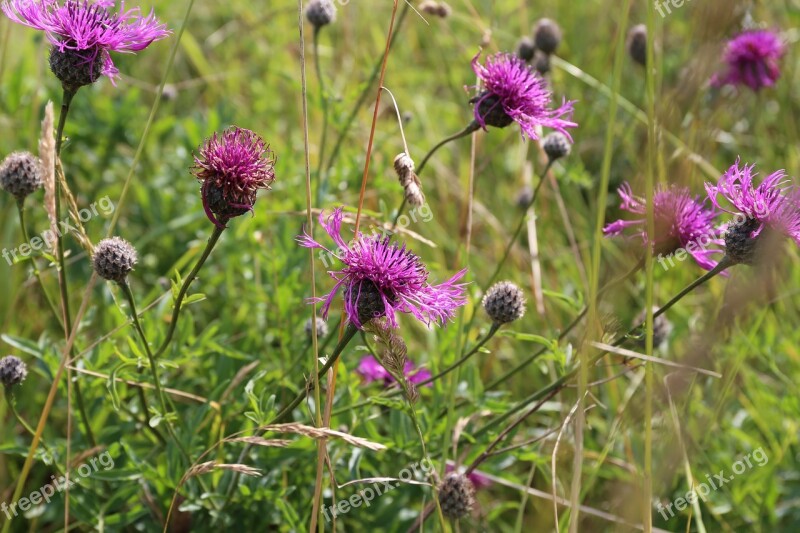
[154, 225, 224, 358]
[4, 389, 59, 472]
[53, 88, 96, 448]
[16, 199, 62, 327]
[474, 260, 730, 439]
[313, 27, 330, 206]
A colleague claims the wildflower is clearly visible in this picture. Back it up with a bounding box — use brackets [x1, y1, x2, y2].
[297, 207, 467, 329]
[705, 160, 800, 265]
[627, 24, 647, 66]
[2, 0, 170, 91]
[445, 464, 492, 490]
[192, 127, 276, 228]
[542, 131, 571, 162]
[438, 473, 475, 520]
[516, 36, 535, 62]
[0, 355, 28, 388]
[604, 183, 724, 271]
[469, 52, 576, 141]
[711, 29, 785, 92]
[93, 236, 137, 283]
[356, 354, 432, 387]
[305, 0, 336, 29]
[533, 18, 562, 55]
[483, 281, 526, 324]
[0, 151, 43, 200]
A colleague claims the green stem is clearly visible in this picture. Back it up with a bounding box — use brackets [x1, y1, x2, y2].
[16, 200, 62, 328]
[154, 225, 225, 359]
[313, 27, 330, 206]
[4, 389, 60, 472]
[474, 260, 731, 439]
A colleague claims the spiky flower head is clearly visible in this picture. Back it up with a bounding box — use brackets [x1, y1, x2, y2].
[712, 29, 785, 92]
[0, 151, 43, 200]
[542, 131, 571, 162]
[305, 0, 336, 29]
[627, 24, 648, 66]
[469, 52, 577, 141]
[192, 127, 276, 229]
[533, 18, 562, 55]
[2, 0, 170, 91]
[438, 473, 476, 520]
[93, 236, 137, 283]
[0, 355, 28, 388]
[483, 281, 526, 324]
[304, 316, 329, 339]
[604, 183, 724, 271]
[356, 354, 432, 387]
[705, 160, 800, 265]
[297, 207, 467, 329]
[516, 36, 535, 62]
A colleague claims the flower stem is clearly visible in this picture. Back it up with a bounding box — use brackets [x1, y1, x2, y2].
[474, 260, 731, 439]
[313, 27, 330, 206]
[4, 388, 60, 472]
[154, 225, 225, 359]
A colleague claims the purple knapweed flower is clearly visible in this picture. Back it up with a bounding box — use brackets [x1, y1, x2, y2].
[711, 30, 785, 92]
[297, 207, 467, 329]
[192, 127, 276, 229]
[445, 464, 493, 490]
[604, 182, 724, 271]
[2, 0, 170, 90]
[705, 160, 800, 265]
[356, 355, 432, 387]
[469, 51, 577, 141]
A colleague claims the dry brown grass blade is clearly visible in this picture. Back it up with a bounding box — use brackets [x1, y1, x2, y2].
[225, 437, 292, 448]
[259, 423, 387, 451]
[39, 102, 57, 254]
[186, 461, 262, 479]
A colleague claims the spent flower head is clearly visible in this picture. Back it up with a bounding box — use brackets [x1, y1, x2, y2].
[0, 151, 43, 200]
[0, 355, 28, 388]
[604, 182, 724, 271]
[705, 160, 800, 264]
[2, 0, 170, 90]
[192, 127, 276, 228]
[712, 29, 785, 92]
[297, 207, 467, 329]
[469, 51, 576, 141]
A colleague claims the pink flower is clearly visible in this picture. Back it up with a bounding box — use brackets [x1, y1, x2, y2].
[356, 355, 432, 387]
[712, 30, 785, 92]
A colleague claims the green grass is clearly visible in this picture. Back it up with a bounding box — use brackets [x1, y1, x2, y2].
[0, 1, 799, 531]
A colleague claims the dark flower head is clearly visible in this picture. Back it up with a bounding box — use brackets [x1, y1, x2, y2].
[0, 151, 43, 200]
[533, 18, 561, 55]
[542, 131, 571, 162]
[304, 316, 329, 339]
[516, 36, 535, 62]
[469, 52, 577, 141]
[711, 29, 785, 92]
[297, 207, 467, 329]
[445, 464, 492, 490]
[93, 236, 137, 283]
[0, 355, 28, 388]
[705, 160, 800, 265]
[604, 182, 724, 271]
[627, 24, 648, 66]
[2, 0, 170, 90]
[356, 354, 432, 387]
[482, 281, 526, 324]
[305, 0, 336, 29]
[438, 473, 475, 520]
[192, 127, 276, 228]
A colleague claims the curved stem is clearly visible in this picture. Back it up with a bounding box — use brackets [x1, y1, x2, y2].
[474, 260, 732, 439]
[154, 225, 225, 359]
[4, 389, 60, 472]
[16, 200, 62, 328]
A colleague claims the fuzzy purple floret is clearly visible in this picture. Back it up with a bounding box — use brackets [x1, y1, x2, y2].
[712, 30, 785, 91]
[705, 159, 800, 247]
[470, 51, 577, 140]
[604, 182, 724, 271]
[192, 127, 276, 228]
[2, 0, 170, 83]
[297, 207, 467, 329]
[356, 355, 432, 387]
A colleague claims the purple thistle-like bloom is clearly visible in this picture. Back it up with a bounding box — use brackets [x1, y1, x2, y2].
[712, 30, 785, 92]
[297, 207, 467, 329]
[192, 127, 276, 229]
[2, 0, 170, 88]
[705, 160, 800, 263]
[604, 182, 724, 271]
[445, 464, 492, 490]
[356, 355, 432, 387]
[469, 51, 577, 141]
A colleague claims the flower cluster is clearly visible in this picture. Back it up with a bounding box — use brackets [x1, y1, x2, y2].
[712, 30, 785, 92]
